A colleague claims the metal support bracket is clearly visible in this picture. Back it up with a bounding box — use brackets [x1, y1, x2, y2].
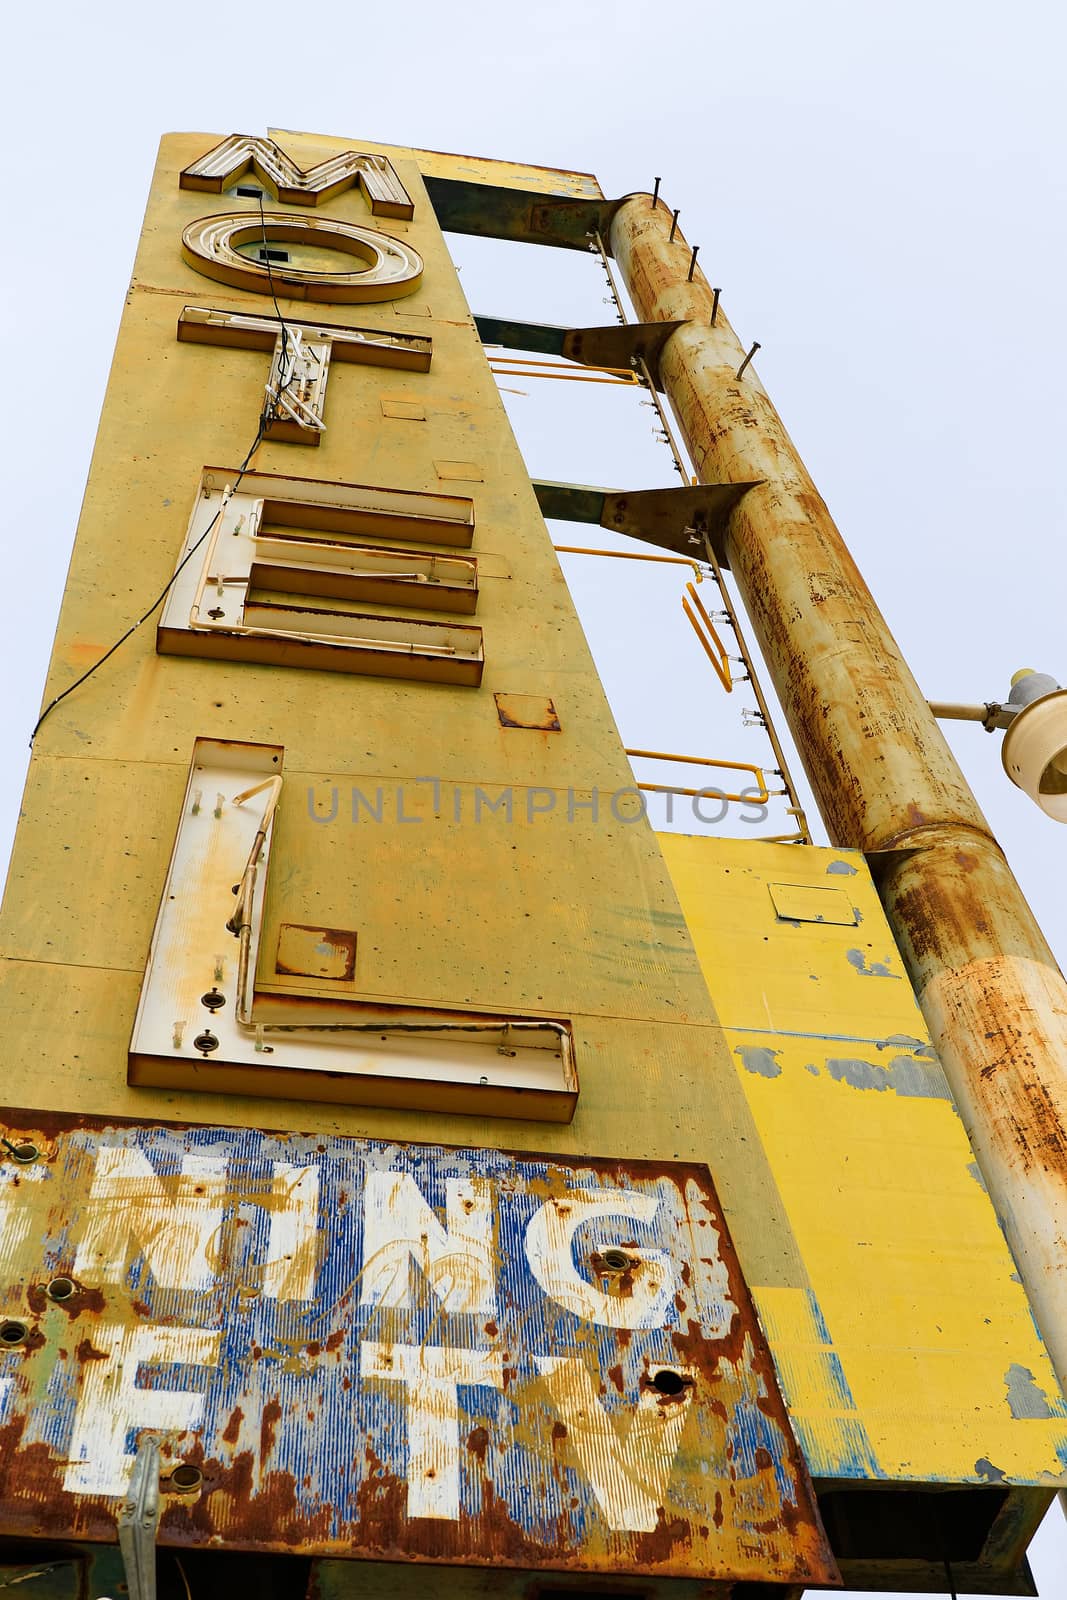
[475, 315, 686, 390]
[424, 178, 630, 251]
[531, 479, 760, 566]
[117, 1438, 160, 1600]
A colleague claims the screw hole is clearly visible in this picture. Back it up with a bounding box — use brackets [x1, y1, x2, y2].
[8, 1143, 39, 1164]
[601, 1249, 631, 1272]
[46, 1277, 76, 1302]
[167, 1463, 204, 1494]
[0, 1319, 29, 1346]
[193, 1031, 220, 1056]
[650, 1368, 688, 1397]
[200, 989, 226, 1012]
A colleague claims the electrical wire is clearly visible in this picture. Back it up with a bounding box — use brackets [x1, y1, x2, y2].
[30, 194, 303, 747]
[29, 422, 267, 746]
[257, 193, 296, 422]
[173, 1555, 193, 1600]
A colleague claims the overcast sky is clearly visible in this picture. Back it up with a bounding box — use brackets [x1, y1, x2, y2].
[2, 2, 1065, 1593]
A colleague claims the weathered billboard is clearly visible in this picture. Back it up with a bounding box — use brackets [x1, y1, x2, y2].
[0, 1112, 835, 1585]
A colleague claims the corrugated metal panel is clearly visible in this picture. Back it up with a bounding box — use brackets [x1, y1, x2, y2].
[0, 1111, 836, 1585]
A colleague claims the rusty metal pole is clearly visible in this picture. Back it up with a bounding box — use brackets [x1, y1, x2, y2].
[609, 197, 1067, 1397]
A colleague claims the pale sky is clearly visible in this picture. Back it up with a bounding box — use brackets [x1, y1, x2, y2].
[2, 1, 1066, 1593]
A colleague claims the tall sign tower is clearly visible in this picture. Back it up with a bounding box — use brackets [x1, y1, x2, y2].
[0, 129, 1065, 1600]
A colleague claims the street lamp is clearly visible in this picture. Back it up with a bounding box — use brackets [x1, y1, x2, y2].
[930, 670, 1067, 821]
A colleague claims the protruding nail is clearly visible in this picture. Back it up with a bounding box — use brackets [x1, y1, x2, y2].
[651, 177, 661, 208]
[711, 287, 721, 326]
[736, 341, 761, 379]
[687, 245, 700, 282]
[668, 209, 680, 242]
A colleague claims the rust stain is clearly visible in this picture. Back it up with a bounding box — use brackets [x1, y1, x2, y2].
[260, 1398, 282, 1461]
[466, 1426, 489, 1464]
[25, 1280, 105, 1320]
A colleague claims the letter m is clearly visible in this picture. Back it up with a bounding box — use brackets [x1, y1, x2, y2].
[180, 135, 414, 219]
[73, 1146, 226, 1290]
[360, 1171, 496, 1314]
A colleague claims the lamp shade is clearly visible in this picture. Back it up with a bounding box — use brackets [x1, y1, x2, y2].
[1001, 689, 1067, 822]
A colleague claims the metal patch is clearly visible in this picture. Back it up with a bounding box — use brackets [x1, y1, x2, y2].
[494, 693, 562, 732]
[275, 924, 358, 981]
[0, 1111, 835, 1585]
[768, 884, 857, 927]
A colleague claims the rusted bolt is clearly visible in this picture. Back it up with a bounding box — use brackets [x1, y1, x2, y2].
[668, 208, 680, 243]
[651, 1368, 689, 1397]
[46, 1277, 76, 1302]
[601, 1249, 632, 1272]
[0, 1319, 29, 1346]
[167, 1464, 204, 1495]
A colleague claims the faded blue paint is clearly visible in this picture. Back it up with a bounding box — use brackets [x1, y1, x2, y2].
[846, 949, 900, 979]
[824, 1054, 951, 1100]
[1003, 1364, 1061, 1421]
[805, 1290, 834, 1349]
[734, 1044, 782, 1078]
[880, 1034, 935, 1056]
[0, 1118, 827, 1577]
[825, 860, 858, 876]
[794, 1413, 884, 1481]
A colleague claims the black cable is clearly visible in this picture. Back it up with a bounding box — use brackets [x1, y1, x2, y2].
[30, 193, 299, 747]
[29, 421, 267, 746]
[257, 193, 296, 421]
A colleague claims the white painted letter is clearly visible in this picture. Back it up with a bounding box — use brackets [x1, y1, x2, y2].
[64, 1323, 220, 1496]
[73, 1148, 226, 1290]
[360, 1172, 496, 1314]
[524, 1189, 673, 1328]
[360, 1341, 502, 1519]
[535, 1357, 694, 1532]
[261, 1162, 320, 1301]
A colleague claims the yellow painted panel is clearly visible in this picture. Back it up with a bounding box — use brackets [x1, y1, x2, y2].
[660, 833, 929, 1043]
[660, 833, 1067, 1486]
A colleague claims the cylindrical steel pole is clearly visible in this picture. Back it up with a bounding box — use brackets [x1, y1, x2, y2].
[609, 196, 1067, 1396]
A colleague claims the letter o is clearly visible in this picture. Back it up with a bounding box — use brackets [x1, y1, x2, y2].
[181, 211, 424, 303]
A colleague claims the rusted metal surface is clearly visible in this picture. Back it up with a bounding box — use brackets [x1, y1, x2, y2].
[0, 1110, 837, 1586]
[493, 693, 561, 731]
[609, 194, 1067, 1400]
[530, 480, 756, 560]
